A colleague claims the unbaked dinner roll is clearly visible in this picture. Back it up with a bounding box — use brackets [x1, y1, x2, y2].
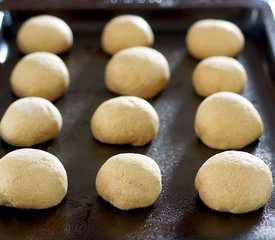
[17, 15, 73, 54]
[0, 148, 68, 209]
[91, 96, 159, 146]
[186, 19, 244, 59]
[96, 153, 162, 210]
[192, 56, 247, 97]
[0, 97, 62, 147]
[101, 15, 154, 55]
[11, 52, 70, 101]
[195, 151, 273, 213]
[194, 92, 263, 149]
[105, 46, 170, 99]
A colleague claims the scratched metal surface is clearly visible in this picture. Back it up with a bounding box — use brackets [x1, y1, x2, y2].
[0, 1, 274, 239]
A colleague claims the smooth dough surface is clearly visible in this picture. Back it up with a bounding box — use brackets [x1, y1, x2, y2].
[102, 15, 154, 55]
[96, 153, 162, 210]
[194, 92, 263, 149]
[192, 56, 247, 97]
[105, 46, 170, 99]
[91, 96, 159, 146]
[0, 97, 62, 147]
[17, 15, 73, 54]
[11, 52, 70, 101]
[0, 148, 68, 209]
[195, 150, 273, 213]
[186, 19, 244, 59]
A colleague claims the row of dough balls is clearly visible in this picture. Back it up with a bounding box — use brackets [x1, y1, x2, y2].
[0, 147, 161, 211]
[13, 15, 73, 101]
[102, 16, 245, 59]
[185, 20, 263, 150]
[102, 15, 169, 99]
[0, 16, 73, 210]
[16, 14, 244, 59]
[187, 19, 247, 97]
[97, 150, 273, 213]
[90, 14, 166, 212]
[91, 16, 170, 210]
[0, 144, 271, 213]
[91, 96, 162, 210]
[186, 20, 273, 214]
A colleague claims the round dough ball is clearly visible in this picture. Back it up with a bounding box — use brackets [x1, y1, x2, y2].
[186, 19, 244, 59]
[96, 153, 162, 210]
[11, 52, 70, 101]
[192, 56, 247, 97]
[195, 151, 273, 213]
[194, 92, 263, 149]
[101, 15, 154, 55]
[105, 46, 170, 99]
[0, 148, 68, 209]
[17, 15, 73, 54]
[0, 97, 62, 147]
[91, 96, 159, 146]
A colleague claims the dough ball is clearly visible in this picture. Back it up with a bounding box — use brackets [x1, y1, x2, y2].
[91, 96, 159, 146]
[0, 148, 68, 209]
[96, 153, 162, 210]
[195, 151, 273, 213]
[101, 15, 154, 55]
[194, 92, 263, 149]
[0, 97, 62, 147]
[186, 19, 244, 59]
[17, 15, 73, 54]
[105, 46, 170, 99]
[192, 56, 247, 97]
[11, 52, 70, 101]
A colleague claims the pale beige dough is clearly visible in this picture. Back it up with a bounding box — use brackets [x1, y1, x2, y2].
[0, 97, 62, 147]
[195, 150, 273, 213]
[96, 153, 162, 210]
[0, 148, 68, 209]
[101, 15, 154, 55]
[105, 46, 170, 99]
[91, 96, 159, 146]
[11, 52, 70, 101]
[17, 15, 73, 54]
[192, 56, 247, 97]
[186, 19, 244, 59]
[194, 92, 263, 149]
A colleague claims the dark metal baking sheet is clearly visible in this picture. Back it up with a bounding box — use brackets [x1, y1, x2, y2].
[0, 1, 275, 239]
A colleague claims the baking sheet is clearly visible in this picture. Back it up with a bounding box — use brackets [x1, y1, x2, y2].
[0, 1, 275, 239]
